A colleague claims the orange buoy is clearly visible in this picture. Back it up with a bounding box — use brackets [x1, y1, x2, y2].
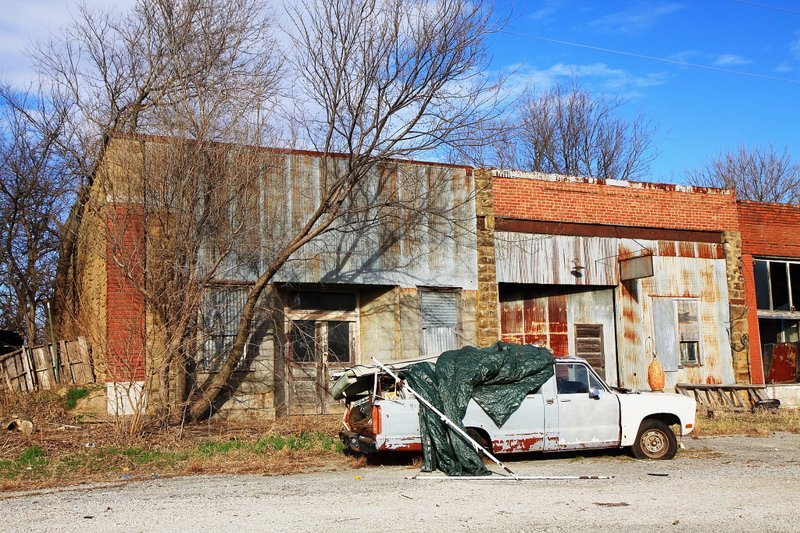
[648, 354, 665, 392]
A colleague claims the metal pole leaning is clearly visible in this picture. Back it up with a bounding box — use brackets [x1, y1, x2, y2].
[371, 357, 518, 479]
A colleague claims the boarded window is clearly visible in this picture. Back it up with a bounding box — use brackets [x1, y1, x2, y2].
[653, 297, 701, 369]
[574, 324, 604, 375]
[652, 298, 680, 372]
[420, 290, 459, 357]
[201, 285, 250, 371]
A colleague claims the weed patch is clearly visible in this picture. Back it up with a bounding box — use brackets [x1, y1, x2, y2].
[0, 416, 350, 491]
[64, 388, 90, 410]
[695, 409, 800, 437]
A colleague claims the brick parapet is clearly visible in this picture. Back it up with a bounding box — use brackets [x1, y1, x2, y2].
[493, 174, 739, 232]
[738, 201, 800, 258]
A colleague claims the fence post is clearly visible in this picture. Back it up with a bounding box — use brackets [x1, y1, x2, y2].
[47, 302, 60, 384]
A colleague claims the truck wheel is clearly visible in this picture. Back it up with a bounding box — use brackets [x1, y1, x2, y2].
[632, 420, 677, 460]
[466, 428, 492, 452]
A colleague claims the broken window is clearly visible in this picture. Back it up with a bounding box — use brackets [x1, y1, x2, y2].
[754, 260, 770, 310]
[677, 299, 700, 366]
[754, 259, 800, 311]
[286, 291, 357, 366]
[201, 284, 251, 371]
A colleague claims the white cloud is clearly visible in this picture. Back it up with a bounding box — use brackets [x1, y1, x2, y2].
[713, 54, 752, 67]
[496, 62, 666, 104]
[0, 0, 136, 87]
[774, 62, 793, 74]
[791, 32, 800, 58]
[524, 0, 566, 22]
[588, 3, 684, 35]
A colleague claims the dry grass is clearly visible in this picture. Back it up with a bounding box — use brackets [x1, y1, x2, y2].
[0, 389, 356, 493]
[693, 409, 800, 437]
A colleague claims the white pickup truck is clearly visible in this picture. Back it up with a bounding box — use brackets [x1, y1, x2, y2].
[337, 357, 696, 460]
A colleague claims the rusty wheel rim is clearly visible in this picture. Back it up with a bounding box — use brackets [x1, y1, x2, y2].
[641, 429, 668, 458]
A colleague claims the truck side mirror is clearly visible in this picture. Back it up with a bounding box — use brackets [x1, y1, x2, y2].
[589, 387, 601, 400]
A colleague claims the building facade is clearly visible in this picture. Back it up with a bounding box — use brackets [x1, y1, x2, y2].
[738, 201, 800, 404]
[71, 134, 795, 418]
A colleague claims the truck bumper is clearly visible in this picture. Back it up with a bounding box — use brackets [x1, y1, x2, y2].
[339, 431, 377, 454]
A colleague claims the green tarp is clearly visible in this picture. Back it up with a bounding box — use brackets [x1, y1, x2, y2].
[401, 342, 554, 476]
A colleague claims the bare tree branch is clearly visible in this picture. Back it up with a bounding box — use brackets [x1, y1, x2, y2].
[688, 145, 800, 204]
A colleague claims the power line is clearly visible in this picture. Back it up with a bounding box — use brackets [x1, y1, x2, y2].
[732, 0, 800, 15]
[499, 30, 800, 85]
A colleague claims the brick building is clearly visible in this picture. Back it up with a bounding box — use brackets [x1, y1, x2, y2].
[474, 170, 748, 392]
[738, 201, 800, 397]
[71, 133, 793, 418]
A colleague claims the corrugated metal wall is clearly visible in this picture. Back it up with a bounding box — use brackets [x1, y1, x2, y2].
[496, 232, 734, 389]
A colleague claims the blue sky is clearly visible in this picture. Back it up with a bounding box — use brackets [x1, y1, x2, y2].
[490, 1, 800, 183]
[1, 1, 799, 184]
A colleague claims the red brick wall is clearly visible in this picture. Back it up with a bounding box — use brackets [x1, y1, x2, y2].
[106, 205, 146, 382]
[493, 176, 739, 231]
[738, 201, 800, 257]
[738, 201, 800, 385]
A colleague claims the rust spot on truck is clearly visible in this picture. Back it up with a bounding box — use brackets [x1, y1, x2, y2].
[382, 438, 423, 452]
[495, 436, 543, 453]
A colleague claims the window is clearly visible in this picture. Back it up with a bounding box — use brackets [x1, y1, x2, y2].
[652, 297, 701, 370]
[754, 259, 800, 312]
[201, 284, 250, 371]
[555, 362, 604, 394]
[677, 300, 700, 366]
[286, 291, 357, 365]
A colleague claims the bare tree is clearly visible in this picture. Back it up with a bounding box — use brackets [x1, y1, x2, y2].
[0, 86, 70, 343]
[183, 0, 501, 421]
[34, 0, 281, 337]
[688, 145, 800, 204]
[499, 80, 656, 181]
[27, 0, 500, 424]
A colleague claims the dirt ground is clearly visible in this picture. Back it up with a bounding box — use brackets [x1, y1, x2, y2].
[2, 432, 799, 532]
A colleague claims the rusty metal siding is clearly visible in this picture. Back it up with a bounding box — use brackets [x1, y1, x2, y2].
[268, 157, 477, 289]
[495, 233, 618, 285]
[616, 252, 735, 390]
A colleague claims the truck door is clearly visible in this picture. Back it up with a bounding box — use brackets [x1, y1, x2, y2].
[553, 362, 620, 449]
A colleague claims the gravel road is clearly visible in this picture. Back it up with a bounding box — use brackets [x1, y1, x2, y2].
[3, 433, 799, 532]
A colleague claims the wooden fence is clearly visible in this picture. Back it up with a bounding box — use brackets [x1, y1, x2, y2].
[0, 337, 95, 393]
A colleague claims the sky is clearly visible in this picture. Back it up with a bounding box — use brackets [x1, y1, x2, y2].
[489, 0, 800, 183]
[1, 0, 799, 184]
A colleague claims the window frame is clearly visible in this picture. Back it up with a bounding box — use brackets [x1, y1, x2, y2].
[754, 258, 800, 313]
[284, 291, 359, 367]
[675, 298, 701, 368]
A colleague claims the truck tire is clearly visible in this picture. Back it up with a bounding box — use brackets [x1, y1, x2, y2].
[632, 419, 677, 460]
[466, 428, 492, 452]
